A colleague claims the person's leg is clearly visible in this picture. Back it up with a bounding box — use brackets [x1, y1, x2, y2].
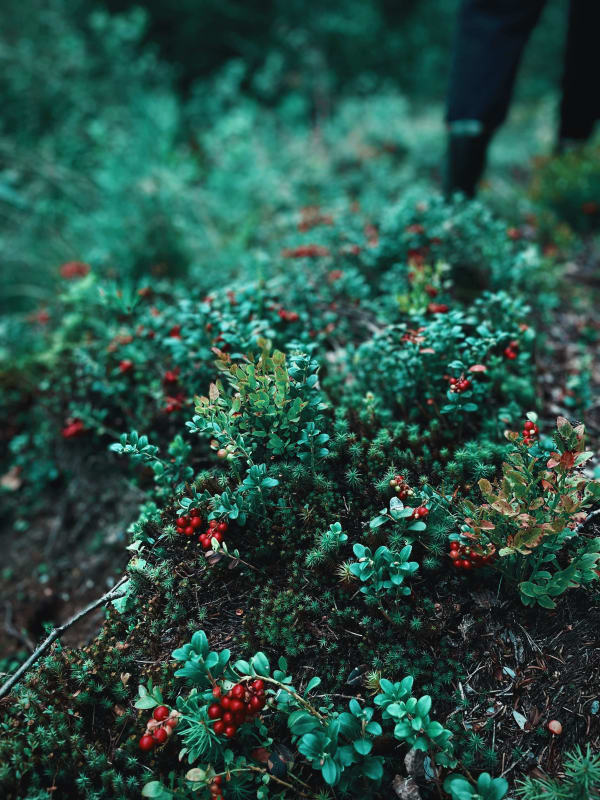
[444, 0, 547, 197]
[558, 0, 600, 146]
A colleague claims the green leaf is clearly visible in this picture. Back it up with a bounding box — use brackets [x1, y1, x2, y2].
[443, 774, 474, 800]
[416, 695, 432, 717]
[288, 711, 320, 735]
[426, 720, 444, 738]
[348, 698, 362, 716]
[362, 757, 384, 781]
[321, 756, 339, 786]
[370, 514, 388, 529]
[298, 733, 325, 760]
[536, 594, 556, 609]
[353, 738, 372, 755]
[142, 782, 168, 798]
[190, 630, 209, 656]
[393, 721, 412, 739]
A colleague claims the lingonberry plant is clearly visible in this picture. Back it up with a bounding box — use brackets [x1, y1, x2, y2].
[451, 415, 600, 606]
[139, 630, 461, 798]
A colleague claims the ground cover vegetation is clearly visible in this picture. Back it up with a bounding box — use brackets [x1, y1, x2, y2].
[1, 2, 600, 799]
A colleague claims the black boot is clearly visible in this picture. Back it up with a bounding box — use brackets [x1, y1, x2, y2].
[443, 129, 492, 199]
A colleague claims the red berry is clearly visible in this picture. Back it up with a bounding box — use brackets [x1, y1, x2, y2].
[139, 735, 155, 751]
[231, 684, 244, 699]
[165, 717, 178, 729]
[184, 526, 194, 536]
[154, 727, 168, 744]
[209, 520, 218, 529]
[213, 531, 223, 544]
[250, 695, 262, 712]
[222, 712, 233, 724]
[224, 726, 237, 738]
[462, 560, 472, 569]
[208, 704, 222, 719]
[189, 508, 199, 516]
[252, 679, 265, 691]
[220, 697, 230, 709]
[191, 516, 202, 529]
[453, 559, 462, 568]
[213, 720, 225, 735]
[176, 517, 186, 527]
[217, 522, 228, 533]
[214, 776, 222, 786]
[212, 686, 222, 698]
[230, 699, 244, 713]
[153, 705, 170, 722]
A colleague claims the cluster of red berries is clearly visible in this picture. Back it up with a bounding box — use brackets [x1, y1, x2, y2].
[59, 260, 90, 280]
[176, 510, 203, 537]
[411, 505, 429, 520]
[207, 679, 267, 739]
[161, 366, 186, 413]
[62, 418, 86, 439]
[327, 269, 344, 283]
[198, 519, 228, 551]
[139, 706, 179, 751]
[449, 540, 495, 570]
[389, 474, 412, 500]
[164, 393, 186, 414]
[164, 368, 180, 384]
[281, 244, 330, 259]
[278, 308, 300, 322]
[427, 302, 449, 314]
[504, 339, 519, 360]
[175, 512, 228, 551]
[448, 376, 472, 394]
[522, 420, 539, 445]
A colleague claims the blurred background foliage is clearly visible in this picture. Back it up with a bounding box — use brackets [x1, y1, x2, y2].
[0, 0, 568, 312]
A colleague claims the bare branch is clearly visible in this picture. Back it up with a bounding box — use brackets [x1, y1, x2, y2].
[0, 577, 128, 699]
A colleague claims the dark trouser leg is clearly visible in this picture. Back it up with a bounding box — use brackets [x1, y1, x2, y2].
[444, 0, 547, 197]
[559, 0, 600, 143]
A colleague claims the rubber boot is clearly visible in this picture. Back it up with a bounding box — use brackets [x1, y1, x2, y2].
[443, 130, 492, 199]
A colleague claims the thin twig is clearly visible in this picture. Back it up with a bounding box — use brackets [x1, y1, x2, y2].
[0, 577, 128, 699]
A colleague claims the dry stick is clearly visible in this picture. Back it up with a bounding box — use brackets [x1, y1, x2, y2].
[0, 576, 128, 699]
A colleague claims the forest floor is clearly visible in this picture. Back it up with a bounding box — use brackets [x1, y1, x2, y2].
[1, 100, 599, 795]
